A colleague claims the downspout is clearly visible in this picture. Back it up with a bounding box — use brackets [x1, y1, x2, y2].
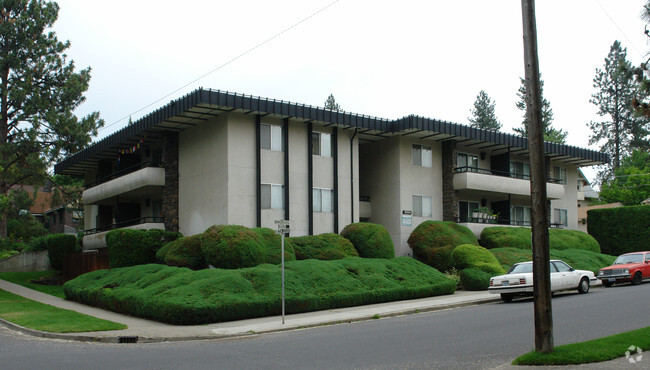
[350, 128, 358, 223]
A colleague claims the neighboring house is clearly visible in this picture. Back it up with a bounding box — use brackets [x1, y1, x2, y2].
[12, 184, 81, 235]
[577, 202, 623, 234]
[642, 198, 650, 205]
[54, 88, 608, 256]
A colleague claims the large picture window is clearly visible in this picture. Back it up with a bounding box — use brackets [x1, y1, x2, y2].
[457, 153, 478, 172]
[510, 205, 531, 226]
[458, 201, 480, 222]
[313, 188, 333, 213]
[261, 124, 283, 151]
[312, 132, 332, 157]
[412, 195, 432, 217]
[412, 144, 432, 167]
[553, 166, 567, 184]
[261, 183, 284, 209]
[553, 208, 568, 226]
[510, 161, 530, 179]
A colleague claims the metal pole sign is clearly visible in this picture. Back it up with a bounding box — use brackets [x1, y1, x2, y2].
[274, 219, 291, 324]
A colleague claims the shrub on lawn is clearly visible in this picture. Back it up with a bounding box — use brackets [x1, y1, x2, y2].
[287, 233, 359, 260]
[340, 222, 395, 259]
[26, 235, 48, 252]
[459, 268, 493, 291]
[106, 229, 181, 268]
[46, 234, 78, 270]
[480, 227, 600, 253]
[63, 257, 457, 325]
[161, 235, 206, 270]
[588, 205, 650, 255]
[201, 225, 264, 269]
[489, 247, 616, 274]
[7, 217, 48, 242]
[451, 244, 504, 275]
[408, 221, 478, 272]
[252, 227, 296, 264]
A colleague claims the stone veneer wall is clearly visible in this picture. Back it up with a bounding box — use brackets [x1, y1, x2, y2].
[442, 140, 458, 221]
[162, 132, 179, 231]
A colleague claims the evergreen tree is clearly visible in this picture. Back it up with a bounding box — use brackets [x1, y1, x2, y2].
[589, 41, 646, 171]
[468, 90, 501, 131]
[324, 93, 341, 111]
[514, 76, 568, 143]
[0, 0, 103, 237]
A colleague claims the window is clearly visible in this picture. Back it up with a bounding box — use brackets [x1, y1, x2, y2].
[553, 166, 567, 184]
[313, 188, 333, 213]
[553, 208, 568, 226]
[457, 153, 478, 172]
[312, 132, 332, 157]
[553, 261, 572, 272]
[510, 205, 531, 226]
[458, 201, 480, 222]
[412, 195, 432, 217]
[510, 161, 530, 179]
[412, 144, 432, 167]
[261, 184, 284, 209]
[261, 124, 283, 151]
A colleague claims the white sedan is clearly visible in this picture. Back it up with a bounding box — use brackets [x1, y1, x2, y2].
[488, 260, 597, 302]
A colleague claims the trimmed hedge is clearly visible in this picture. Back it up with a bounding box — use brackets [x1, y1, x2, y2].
[160, 235, 206, 270]
[451, 244, 504, 275]
[201, 225, 265, 269]
[63, 257, 456, 325]
[408, 221, 478, 272]
[340, 222, 395, 259]
[459, 268, 493, 291]
[287, 233, 359, 260]
[588, 205, 650, 255]
[46, 234, 78, 270]
[251, 227, 296, 264]
[106, 229, 181, 268]
[489, 247, 616, 274]
[479, 227, 600, 253]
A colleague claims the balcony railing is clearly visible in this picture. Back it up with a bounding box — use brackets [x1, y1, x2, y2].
[84, 217, 164, 235]
[454, 216, 563, 228]
[86, 161, 162, 188]
[454, 166, 565, 184]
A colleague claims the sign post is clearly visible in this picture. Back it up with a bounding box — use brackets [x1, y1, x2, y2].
[275, 219, 291, 324]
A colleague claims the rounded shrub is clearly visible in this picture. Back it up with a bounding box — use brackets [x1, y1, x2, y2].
[287, 233, 359, 261]
[201, 225, 264, 269]
[162, 235, 206, 270]
[459, 268, 493, 291]
[480, 226, 601, 253]
[46, 233, 78, 270]
[251, 227, 296, 264]
[407, 221, 478, 272]
[451, 243, 504, 275]
[106, 229, 179, 268]
[340, 222, 395, 259]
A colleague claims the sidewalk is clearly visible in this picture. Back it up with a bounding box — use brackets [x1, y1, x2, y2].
[0, 278, 499, 343]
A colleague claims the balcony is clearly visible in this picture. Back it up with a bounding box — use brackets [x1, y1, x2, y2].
[453, 167, 565, 199]
[455, 217, 563, 238]
[83, 165, 165, 205]
[82, 217, 165, 250]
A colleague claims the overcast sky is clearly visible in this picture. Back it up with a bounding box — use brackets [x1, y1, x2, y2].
[52, 0, 649, 182]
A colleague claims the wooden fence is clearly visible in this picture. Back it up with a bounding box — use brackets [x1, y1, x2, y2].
[63, 249, 109, 282]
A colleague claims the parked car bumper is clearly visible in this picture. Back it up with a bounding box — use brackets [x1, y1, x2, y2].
[488, 285, 534, 294]
[597, 274, 631, 283]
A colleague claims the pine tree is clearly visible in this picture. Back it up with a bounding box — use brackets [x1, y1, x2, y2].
[468, 90, 501, 131]
[0, 0, 103, 237]
[514, 76, 568, 143]
[324, 93, 342, 111]
[589, 41, 645, 171]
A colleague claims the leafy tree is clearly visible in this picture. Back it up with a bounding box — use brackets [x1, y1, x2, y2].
[599, 149, 650, 205]
[589, 41, 647, 171]
[514, 76, 568, 143]
[324, 93, 342, 111]
[468, 90, 501, 131]
[0, 0, 103, 237]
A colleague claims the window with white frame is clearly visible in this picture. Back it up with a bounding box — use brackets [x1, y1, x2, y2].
[312, 132, 332, 157]
[457, 153, 478, 172]
[510, 205, 531, 226]
[553, 166, 567, 184]
[553, 208, 568, 226]
[412, 195, 432, 217]
[412, 144, 432, 167]
[261, 183, 284, 209]
[510, 161, 530, 179]
[260, 124, 283, 151]
[313, 188, 333, 213]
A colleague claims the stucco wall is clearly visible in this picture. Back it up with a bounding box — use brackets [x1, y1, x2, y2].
[550, 164, 579, 230]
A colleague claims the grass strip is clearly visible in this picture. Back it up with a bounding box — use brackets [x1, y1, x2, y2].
[0, 289, 127, 333]
[0, 271, 65, 298]
[513, 326, 650, 365]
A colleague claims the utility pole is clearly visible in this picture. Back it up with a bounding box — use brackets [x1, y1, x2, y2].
[521, 0, 554, 353]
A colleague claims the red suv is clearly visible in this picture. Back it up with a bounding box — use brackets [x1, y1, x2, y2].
[597, 251, 650, 287]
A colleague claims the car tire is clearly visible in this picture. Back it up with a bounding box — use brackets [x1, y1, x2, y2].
[602, 281, 613, 287]
[632, 272, 642, 285]
[500, 293, 514, 302]
[577, 277, 590, 294]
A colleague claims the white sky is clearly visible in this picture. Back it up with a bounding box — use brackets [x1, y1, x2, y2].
[52, 0, 649, 183]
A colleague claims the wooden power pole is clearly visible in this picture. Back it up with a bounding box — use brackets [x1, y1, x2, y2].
[521, 0, 554, 353]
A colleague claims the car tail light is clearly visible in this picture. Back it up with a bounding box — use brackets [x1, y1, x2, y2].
[519, 278, 526, 285]
[489, 279, 494, 287]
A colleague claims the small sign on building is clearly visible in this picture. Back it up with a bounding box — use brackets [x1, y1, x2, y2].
[401, 210, 412, 226]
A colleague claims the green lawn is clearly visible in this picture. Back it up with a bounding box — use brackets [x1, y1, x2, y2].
[514, 326, 650, 365]
[0, 289, 127, 333]
[0, 271, 65, 298]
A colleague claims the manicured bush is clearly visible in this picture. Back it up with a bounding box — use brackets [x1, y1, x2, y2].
[451, 244, 504, 276]
[489, 247, 616, 274]
[201, 225, 265, 269]
[161, 235, 206, 270]
[46, 234, 78, 270]
[63, 257, 457, 325]
[408, 221, 478, 272]
[588, 205, 650, 255]
[459, 268, 493, 291]
[252, 227, 296, 264]
[480, 227, 600, 253]
[287, 233, 359, 261]
[340, 222, 395, 259]
[106, 229, 181, 268]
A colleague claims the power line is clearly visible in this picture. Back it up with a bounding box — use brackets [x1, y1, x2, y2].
[99, 0, 341, 133]
[595, 0, 646, 58]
